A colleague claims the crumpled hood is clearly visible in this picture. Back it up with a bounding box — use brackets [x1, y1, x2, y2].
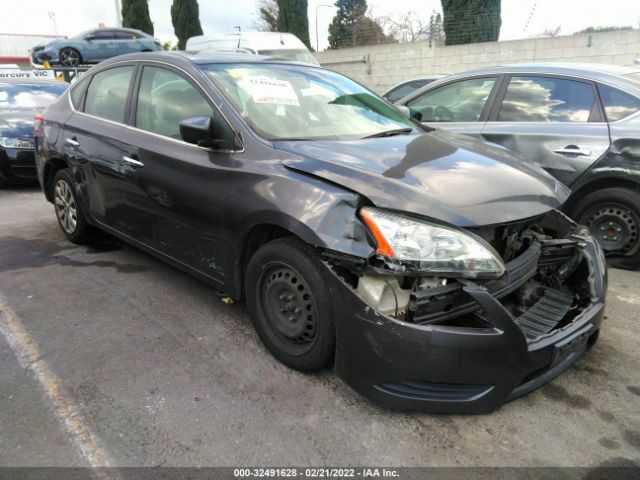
[0, 110, 38, 138]
[275, 130, 570, 227]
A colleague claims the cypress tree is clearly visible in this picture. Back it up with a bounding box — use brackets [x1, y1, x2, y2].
[276, 0, 311, 49]
[440, 0, 501, 45]
[122, 0, 154, 35]
[171, 0, 204, 50]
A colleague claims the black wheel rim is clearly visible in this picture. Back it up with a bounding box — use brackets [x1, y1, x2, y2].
[256, 262, 318, 356]
[60, 49, 79, 67]
[584, 202, 640, 256]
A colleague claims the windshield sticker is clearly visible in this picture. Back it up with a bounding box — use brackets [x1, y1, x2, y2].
[240, 76, 300, 106]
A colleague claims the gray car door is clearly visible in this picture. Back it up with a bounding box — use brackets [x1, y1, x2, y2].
[481, 74, 610, 187]
[404, 75, 503, 138]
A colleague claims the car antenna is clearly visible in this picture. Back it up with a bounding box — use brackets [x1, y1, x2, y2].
[234, 26, 241, 49]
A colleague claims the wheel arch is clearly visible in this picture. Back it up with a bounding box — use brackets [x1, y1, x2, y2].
[564, 176, 640, 216]
[232, 217, 324, 300]
[43, 156, 69, 203]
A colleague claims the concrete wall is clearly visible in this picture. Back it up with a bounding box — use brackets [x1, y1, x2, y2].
[314, 30, 640, 94]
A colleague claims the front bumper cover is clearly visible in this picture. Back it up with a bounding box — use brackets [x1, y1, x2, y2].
[327, 219, 606, 414]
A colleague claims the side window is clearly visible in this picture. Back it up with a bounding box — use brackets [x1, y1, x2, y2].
[92, 30, 113, 40]
[598, 84, 640, 122]
[69, 76, 90, 109]
[136, 66, 213, 139]
[406, 77, 497, 122]
[498, 76, 596, 122]
[114, 31, 135, 40]
[83, 66, 134, 123]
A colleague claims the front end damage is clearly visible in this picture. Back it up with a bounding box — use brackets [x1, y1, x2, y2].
[322, 209, 607, 414]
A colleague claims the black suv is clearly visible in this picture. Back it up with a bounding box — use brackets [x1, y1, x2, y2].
[36, 52, 606, 413]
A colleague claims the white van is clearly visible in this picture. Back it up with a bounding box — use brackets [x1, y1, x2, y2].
[185, 32, 319, 66]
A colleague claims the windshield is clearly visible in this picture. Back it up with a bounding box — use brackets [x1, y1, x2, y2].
[0, 84, 67, 110]
[257, 49, 319, 66]
[204, 64, 415, 140]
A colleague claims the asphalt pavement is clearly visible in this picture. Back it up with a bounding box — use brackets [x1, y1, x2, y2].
[0, 186, 639, 469]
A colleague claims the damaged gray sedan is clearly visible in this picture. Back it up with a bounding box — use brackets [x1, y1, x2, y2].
[36, 52, 607, 413]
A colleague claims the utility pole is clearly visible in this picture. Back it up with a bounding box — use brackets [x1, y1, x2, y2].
[115, 0, 122, 27]
[315, 4, 334, 52]
[48, 11, 59, 38]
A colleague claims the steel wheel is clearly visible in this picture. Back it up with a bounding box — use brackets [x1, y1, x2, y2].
[59, 48, 81, 67]
[584, 203, 640, 256]
[54, 179, 77, 235]
[256, 262, 319, 356]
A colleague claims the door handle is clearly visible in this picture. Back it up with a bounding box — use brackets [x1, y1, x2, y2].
[65, 137, 80, 147]
[553, 146, 592, 156]
[122, 155, 144, 167]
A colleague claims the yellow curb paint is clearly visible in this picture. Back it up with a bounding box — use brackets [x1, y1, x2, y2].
[0, 294, 118, 477]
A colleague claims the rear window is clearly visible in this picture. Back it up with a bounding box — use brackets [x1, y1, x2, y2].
[0, 83, 67, 110]
[598, 83, 640, 122]
[385, 80, 430, 103]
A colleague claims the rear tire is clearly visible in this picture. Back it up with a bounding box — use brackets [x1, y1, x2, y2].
[0, 176, 10, 189]
[571, 187, 640, 269]
[52, 169, 92, 244]
[245, 237, 335, 371]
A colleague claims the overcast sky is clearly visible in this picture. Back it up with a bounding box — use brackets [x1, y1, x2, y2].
[4, 0, 640, 51]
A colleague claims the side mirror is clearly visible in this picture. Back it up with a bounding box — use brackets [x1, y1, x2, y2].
[85, 35, 95, 41]
[179, 115, 240, 150]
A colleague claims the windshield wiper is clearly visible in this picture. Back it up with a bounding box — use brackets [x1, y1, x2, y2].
[363, 128, 414, 139]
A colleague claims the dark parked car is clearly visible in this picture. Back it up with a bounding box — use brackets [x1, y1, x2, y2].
[36, 53, 606, 413]
[382, 75, 444, 103]
[31, 28, 162, 67]
[0, 79, 67, 187]
[395, 63, 640, 269]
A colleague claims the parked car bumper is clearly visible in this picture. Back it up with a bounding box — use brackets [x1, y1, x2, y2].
[327, 220, 607, 414]
[31, 49, 59, 65]
[0, 147, 37, 184]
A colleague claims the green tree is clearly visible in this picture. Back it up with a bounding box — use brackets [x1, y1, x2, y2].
[328, 0, 392, 49]
[121, 0, 154, 35]
[440, 0, 501, 46]
[171, 0, 204, 50]
[256, 0, 279, 32]
[276, 0, 311, 49]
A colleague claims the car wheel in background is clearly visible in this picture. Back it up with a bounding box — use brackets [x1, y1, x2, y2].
[52, 169, 91, 244]
[245, 237, 336, 371]
[0, 176, 11, 189]
[573, 187, 640, 269]
[59, 48, 82, 67]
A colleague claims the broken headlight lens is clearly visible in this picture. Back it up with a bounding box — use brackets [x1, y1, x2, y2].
[361, 207, 505, 278]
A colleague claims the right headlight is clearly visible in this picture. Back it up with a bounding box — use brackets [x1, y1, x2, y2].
[360, 207, 505, 278]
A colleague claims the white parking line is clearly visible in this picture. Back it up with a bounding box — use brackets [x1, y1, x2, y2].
[0, 293, 118, 477]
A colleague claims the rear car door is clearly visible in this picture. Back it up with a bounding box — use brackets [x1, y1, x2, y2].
[116, 64, 233, 284]
[481, 75, 610, 187]
[62, 64, 135, 227]
[404, 76, 501, 137]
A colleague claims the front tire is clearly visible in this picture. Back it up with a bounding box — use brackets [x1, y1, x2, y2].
[53, 169, 91, 244]
[59, 48, 82, 67]
[245, 237, 336, 371]
[571, 187, 640, 269]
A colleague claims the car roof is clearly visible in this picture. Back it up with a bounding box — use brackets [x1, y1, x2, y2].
[97, 51, 311, 68]
[429, 62, 640, 96]
[0, 78, 68, 86]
